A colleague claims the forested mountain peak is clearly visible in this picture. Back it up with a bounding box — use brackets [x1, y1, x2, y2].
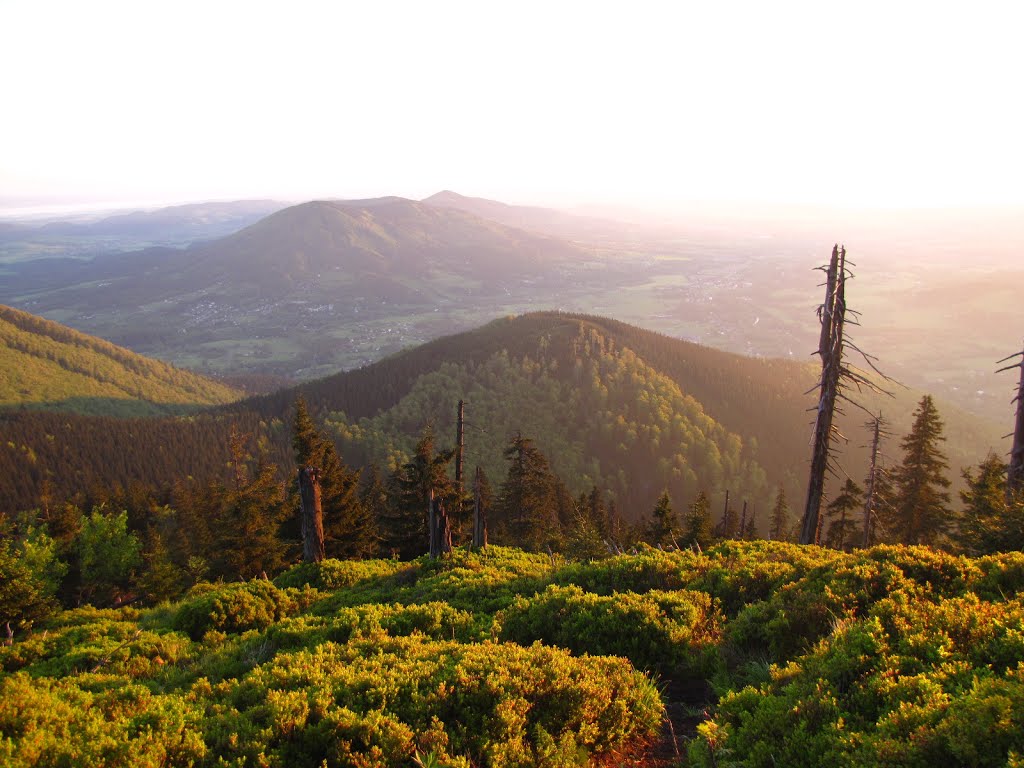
[0, 304, 241, 416]
[253, 311, 1000, 519]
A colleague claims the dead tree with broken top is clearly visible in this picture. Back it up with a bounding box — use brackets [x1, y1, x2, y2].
[800, 245, 891, 545]
[298, 466, 325, 562]
[429, 490, 453, 558]
[455, 400, 466, 498]
[862, 413, 892, 547]
[472, 465, 488, 548]
[997, 344, 1024, 501]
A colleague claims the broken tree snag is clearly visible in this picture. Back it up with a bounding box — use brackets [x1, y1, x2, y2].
[455, 399, 466, 498]
[298, 466, 325, 563]
[472, 465, 488, 549]
[801, 245, 846, 545]
[428, 487, 437, 557]
[997, 345, 1024, 500]
[429, 495, 452, 558]
[437, 497, 452, 555]
[862, 413, 890, 547]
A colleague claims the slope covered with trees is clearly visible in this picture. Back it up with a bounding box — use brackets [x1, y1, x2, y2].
[327, 320, 768, 513]
[0, 312, 1002, 524]
[0, 305, 241, 415]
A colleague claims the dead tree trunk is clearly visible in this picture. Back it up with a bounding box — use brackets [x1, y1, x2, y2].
[740, 500, 748, 540]
[472, 465, 488, 548]
[862, 413, 888, 547]
[430, 495, 452, 557]
[428, 487, 436, 557]
[800, 245, 847, 545]
[455, 399, 465, 498]
[298, 466, 325, 563]
[997, 347, 1024, 501]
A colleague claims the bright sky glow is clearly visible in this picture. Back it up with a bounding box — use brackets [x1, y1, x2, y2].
[2, 0, 1023, 210]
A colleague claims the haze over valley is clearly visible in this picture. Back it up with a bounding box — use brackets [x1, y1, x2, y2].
[2, 191, 1020, 426]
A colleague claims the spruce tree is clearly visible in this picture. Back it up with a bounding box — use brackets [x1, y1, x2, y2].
[648, 490, 679, 547]
[384, 426, 453, 558]
[824, 478, 862, 551]
[565, 495, 609, 561]
[292, 396, 375, 558]
[892, 395, 952, 546]
[680, 490, 714, 550]
[959, 454, 1024, 555]
[769, 485, 790, 541]
[217, 456, 289, 579]
[496, 433, 562, 550]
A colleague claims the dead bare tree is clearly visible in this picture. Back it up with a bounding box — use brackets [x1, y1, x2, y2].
[472, 465, 488, 548]
[861, 413, 892, 547]
[997, 345, 1024, 500]
[800, 245, 892, 545]
[428, 488, 436, 557]
[298, 466, 325, 562]
[429, 494, 453, 558]
[455, 399, 466, 498]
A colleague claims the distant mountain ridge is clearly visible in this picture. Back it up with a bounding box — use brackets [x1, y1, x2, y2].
[422, 190, 635, 240]
[183, 197, 589, 295]
[0, 196, 625, 377]
[0, 305, 241, 416]
[10, 199, 287, 242]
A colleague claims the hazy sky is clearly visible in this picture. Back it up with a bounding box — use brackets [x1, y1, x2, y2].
[3, 1, 1022, 211]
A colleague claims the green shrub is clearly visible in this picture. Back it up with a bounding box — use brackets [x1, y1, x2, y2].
[0, 616, 190, 679]
[972, 551, 1024, 600]
[267, 601, 480, 649]
[553, 545, 692, 594]
[273, 556, 406, 590]
[197, 636, 663, 766]
[726, 558, 924, 662]
[688, 540, 844, 616]
[498, 583, 722, 677]
[691, 594, 1024, 767]
[172, 580, 319, 639]
[0, 672, 207, 768]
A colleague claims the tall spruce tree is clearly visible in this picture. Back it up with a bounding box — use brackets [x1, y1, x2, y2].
[680, 490, 714, 550]
[891, 395, 952, 546]
[495, 433, 563, 550]
[769, 485, 790, 542]
[292, 396, 375, 558]
[959, 454, 1024, 555]
[384, 426, 453, 558]
[216, 435, 289, 579]
[824, 478, 863, 551]
[648, 490, 679, 547]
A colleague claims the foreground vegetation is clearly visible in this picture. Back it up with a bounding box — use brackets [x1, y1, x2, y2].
[2, 542, 1024, 766]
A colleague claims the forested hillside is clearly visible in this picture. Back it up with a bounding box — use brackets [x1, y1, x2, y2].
[328, 321, 769, 512]
[0, 312, 1002, 521]
[0, 305, 240, 415]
